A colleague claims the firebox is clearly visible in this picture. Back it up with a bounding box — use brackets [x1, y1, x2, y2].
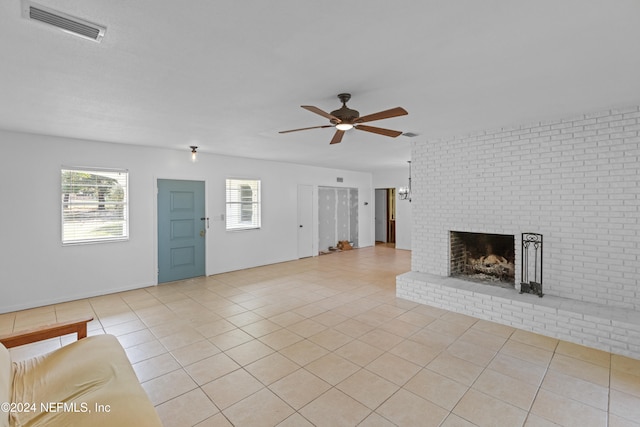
[450, 231, 515, 286]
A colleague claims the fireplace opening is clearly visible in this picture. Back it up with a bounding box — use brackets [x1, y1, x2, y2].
[450, 231, 515, 287]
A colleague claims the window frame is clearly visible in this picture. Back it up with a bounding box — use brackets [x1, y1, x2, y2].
[225, 178, 261, 231]
[61, 166, 129, 245]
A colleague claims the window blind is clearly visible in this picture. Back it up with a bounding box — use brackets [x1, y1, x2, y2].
[61, 167, 129, 244]
[226, 179, 261, 230]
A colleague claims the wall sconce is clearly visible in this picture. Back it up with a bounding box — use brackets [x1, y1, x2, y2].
[398, 160, 412, 202]
[190, 146, 198, 163]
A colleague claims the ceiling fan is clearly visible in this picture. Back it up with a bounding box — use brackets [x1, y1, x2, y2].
[279, 93, 408, 144]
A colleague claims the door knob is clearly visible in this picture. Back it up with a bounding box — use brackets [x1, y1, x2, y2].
[200, 230, 206, 237]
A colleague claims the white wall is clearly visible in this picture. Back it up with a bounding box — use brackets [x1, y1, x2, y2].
[372, 168, 413, 251]
[0, 130, 374, 313]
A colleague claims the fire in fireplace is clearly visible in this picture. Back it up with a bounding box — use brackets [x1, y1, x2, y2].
[450, 231, 515, 286]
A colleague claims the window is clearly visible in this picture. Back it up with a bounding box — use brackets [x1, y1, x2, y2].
[61, 167, 128, 244]
[226, 179, 261, 230]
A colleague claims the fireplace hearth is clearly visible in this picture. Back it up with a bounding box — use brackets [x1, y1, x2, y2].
[450, 231, 515, 286]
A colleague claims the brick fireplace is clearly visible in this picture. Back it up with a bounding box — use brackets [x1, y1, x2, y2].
[397, 105, 640, 359]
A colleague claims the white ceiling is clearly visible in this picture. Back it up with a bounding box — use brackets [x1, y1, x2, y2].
[1, 1, 639, 172]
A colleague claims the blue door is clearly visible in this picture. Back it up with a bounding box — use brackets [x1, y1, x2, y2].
[157, 179, 206, 283]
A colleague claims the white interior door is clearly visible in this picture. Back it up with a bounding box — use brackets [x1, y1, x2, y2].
[297, 184, 314, 258]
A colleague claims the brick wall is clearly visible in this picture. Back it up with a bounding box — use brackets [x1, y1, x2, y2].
[411, 105, 640, 310]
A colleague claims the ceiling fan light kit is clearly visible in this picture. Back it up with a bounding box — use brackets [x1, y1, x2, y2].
[280, 93, 408, 144]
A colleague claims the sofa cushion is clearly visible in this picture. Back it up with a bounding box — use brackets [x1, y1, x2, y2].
[0, 344, 10, 427]
[11, 334, 161, 427]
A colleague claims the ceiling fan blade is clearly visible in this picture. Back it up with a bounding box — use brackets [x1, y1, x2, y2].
[330, 129, 345, 144]
[354, 125, 403, 138]
[355, 107, 408, 123]
[279, 125, 333, 134]
[301, 105, 341, 122]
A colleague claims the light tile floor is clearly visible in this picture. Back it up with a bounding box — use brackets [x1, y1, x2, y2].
[2, 246, 640, 426]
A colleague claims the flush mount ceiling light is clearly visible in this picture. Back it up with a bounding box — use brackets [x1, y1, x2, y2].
[190, 146, 198, 162]
[22, 0, 106, 42]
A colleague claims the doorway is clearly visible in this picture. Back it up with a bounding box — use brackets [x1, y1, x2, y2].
[375, 188, 396, 245]
[157, 179, 206, 283]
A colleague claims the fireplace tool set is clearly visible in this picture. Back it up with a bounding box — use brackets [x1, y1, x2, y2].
[520, 233, 543, 297]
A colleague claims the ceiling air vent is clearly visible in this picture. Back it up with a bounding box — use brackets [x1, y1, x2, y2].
[22, 0, 106, 42]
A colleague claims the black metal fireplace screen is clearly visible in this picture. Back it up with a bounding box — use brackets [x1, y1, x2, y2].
[520, 233, 543, 297]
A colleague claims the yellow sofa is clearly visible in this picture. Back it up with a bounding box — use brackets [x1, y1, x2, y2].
[0, 318, 162, 427]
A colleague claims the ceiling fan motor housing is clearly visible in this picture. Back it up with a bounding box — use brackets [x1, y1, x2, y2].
[330, 94, 359, 124]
